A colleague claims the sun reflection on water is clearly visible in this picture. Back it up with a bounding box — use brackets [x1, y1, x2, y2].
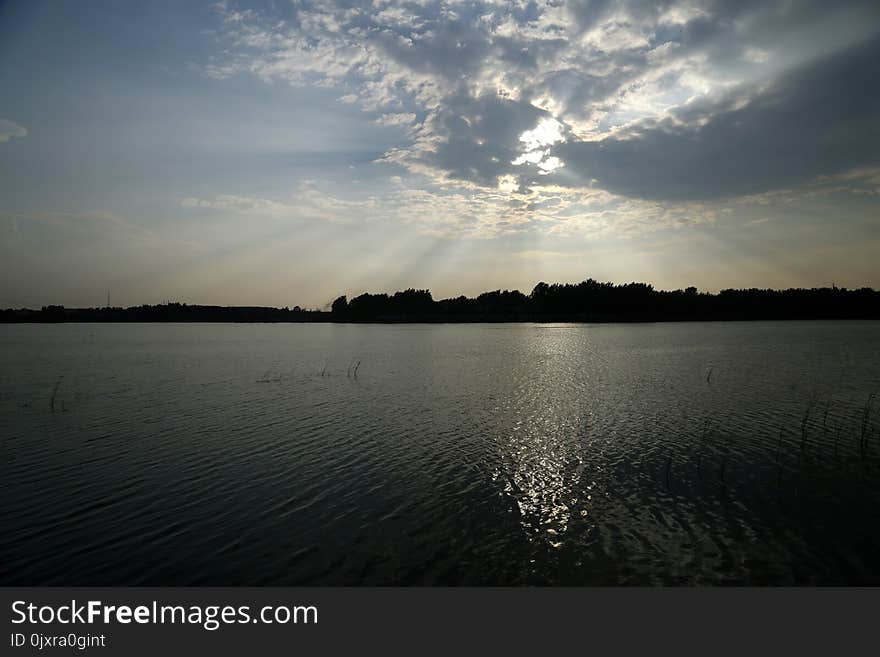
[491, 327, 598, 548]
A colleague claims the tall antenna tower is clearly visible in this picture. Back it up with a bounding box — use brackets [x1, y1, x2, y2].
[107, 289, 110, 309]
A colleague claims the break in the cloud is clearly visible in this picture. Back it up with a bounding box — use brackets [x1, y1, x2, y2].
[0, 119, 27, 143]
[209, 0, 880, 201]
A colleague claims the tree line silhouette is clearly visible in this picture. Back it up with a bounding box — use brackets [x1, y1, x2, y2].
[330, 281, 879, 322]
[3, 279, 878, 323]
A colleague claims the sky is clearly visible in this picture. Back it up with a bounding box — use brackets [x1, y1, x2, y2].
[1, 0, 879, 309]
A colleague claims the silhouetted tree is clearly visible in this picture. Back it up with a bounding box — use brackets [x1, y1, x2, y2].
[331, 296, 348, 316]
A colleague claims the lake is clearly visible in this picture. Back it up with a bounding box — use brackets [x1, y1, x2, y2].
[1, 321, 879, 585]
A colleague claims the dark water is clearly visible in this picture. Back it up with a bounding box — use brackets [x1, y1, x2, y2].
[2, 321, 879, 585]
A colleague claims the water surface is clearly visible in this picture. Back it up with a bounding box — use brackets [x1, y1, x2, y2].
[2, 321, 879, 584]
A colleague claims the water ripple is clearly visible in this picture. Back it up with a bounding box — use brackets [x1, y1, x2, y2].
[1, 321, 879, 584]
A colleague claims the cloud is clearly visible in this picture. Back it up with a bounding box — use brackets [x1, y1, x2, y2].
[180, 174, 716, 241]
[0, 119, 27, 143]
[405, 90, 551, 188]
[0, 210, 152, 244]
[555, 35, 880, 200]
[181, 185, 375, 223]
[374, 112, 418, 127]
[205, 0, 880, 203]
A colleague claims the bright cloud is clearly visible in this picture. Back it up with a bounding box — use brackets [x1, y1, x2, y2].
[0, 119, 27, 143]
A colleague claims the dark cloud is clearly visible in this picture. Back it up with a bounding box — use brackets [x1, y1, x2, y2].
[567, 0, 677, 34]
[365, 9, 495, 80]
[222, 0, 880, 199]
[421, 91, 550, 187]
[392, 1, 880, 196]
[554, 35, 880, 200]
